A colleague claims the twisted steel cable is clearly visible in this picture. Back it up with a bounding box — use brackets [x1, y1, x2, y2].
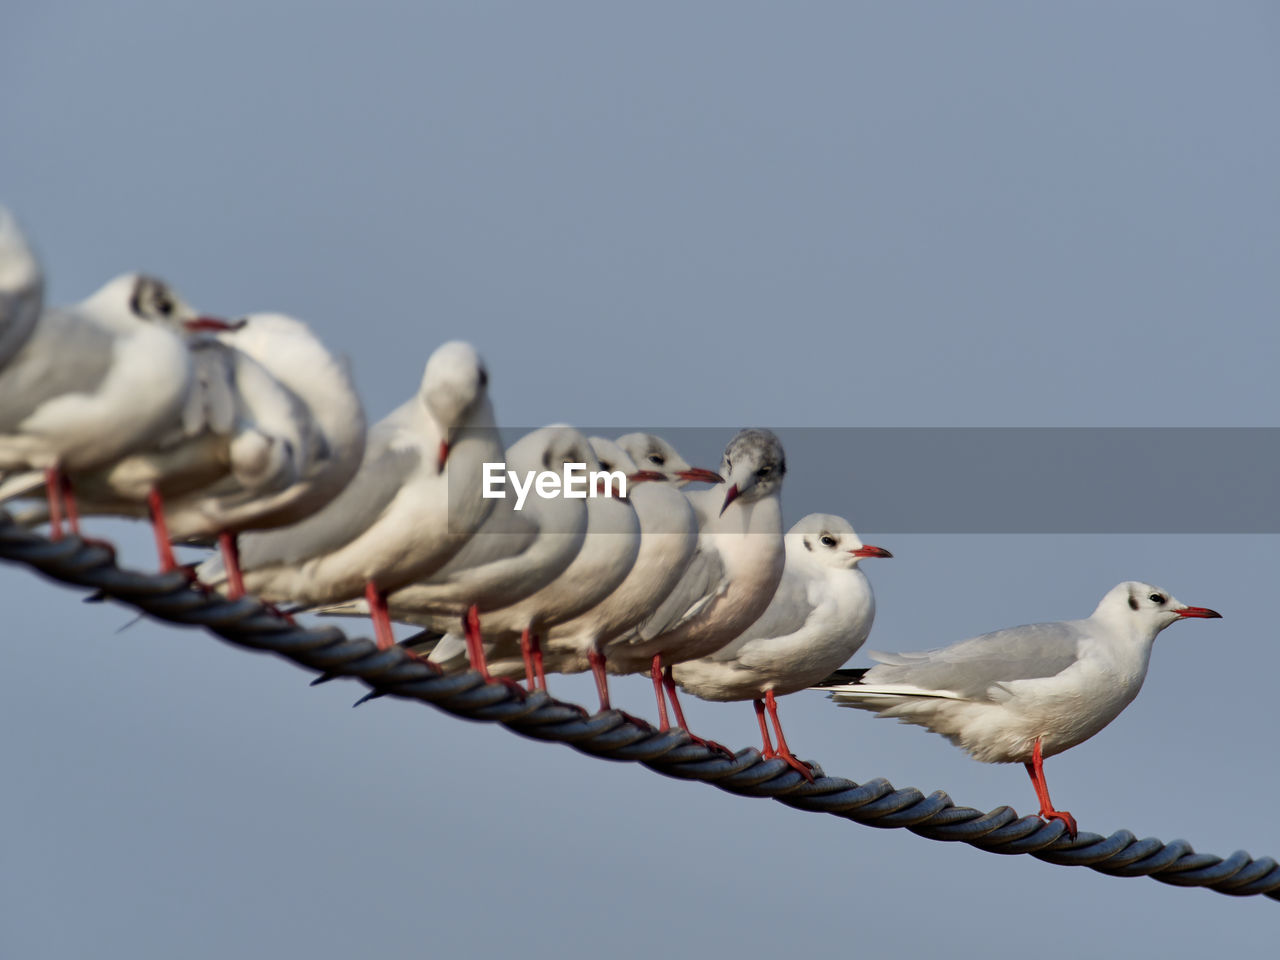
[3, 509, 1277, 902]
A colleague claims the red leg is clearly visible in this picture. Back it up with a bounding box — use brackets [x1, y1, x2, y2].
[651, 655, 670, 730]
[519, 626, 536, 689]
[662, 664, 692, 730]
[147, 486, 179, 572]
[218, 531, 245, 600]
[462, 607, 484, 674]
[754, 699, 776, 757]
[47, 470, 116, 558]
[662, 665, 735, 759]
[465, 606, 524, 696]
[765, 689, 814, 781]
[59, 472, 83, 535]
[364, 581, 395, 651]
[531, 631, 547, 691]
[589, 650, 611, 712]
[44, 467, 64, 540]
[1024, 737, 1077, 838]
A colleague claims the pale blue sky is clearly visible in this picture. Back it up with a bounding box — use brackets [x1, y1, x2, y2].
[3, 3, 1278, 957]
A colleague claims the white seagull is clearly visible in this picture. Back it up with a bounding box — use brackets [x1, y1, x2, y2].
[674, 513, 891, 777]
[419, 433, 647, 689]
[466, 435, 719, 706]
[315, 424, 595, 684]
[0, 273, 234, 549]
[815, 581, 1222, 836]
[605, 428, 787, 748]
[17, 312, 367, 594]
[198, 340, 501, 650]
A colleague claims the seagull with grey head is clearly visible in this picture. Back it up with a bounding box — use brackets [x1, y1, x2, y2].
[605, 428, 788, 749]
[814, 581, 1222, 836]
[674, 513, 891, 778]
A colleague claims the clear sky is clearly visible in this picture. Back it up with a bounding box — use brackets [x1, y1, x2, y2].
[3, 3, 1278, 957]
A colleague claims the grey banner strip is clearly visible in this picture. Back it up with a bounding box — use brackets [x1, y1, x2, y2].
[463, 427, 1279, 534]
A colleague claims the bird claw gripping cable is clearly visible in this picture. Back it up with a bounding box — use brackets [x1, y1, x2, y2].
[2, 509, 1278, 902]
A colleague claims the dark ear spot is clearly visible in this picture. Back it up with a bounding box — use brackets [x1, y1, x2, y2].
[802, 537, 813, 552]
[1128, 594, 1140, 611]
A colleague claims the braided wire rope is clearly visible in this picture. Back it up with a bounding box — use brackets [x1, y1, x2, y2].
[3, 509, 1277, 903]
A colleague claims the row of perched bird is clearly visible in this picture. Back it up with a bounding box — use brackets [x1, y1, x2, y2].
[0, 208, 1222, 838]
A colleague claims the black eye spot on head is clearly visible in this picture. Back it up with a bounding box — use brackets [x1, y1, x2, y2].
[542, 450, 553, 470]
[1128, 595, 1140, 611]
[648, 454, 665, 466]
[756, 465, 771, 478]
[802, 537, 813, 552]
[1148, 593, 1166, 605]
[478, 366, 489, 390]
[819, 534, 836, 547]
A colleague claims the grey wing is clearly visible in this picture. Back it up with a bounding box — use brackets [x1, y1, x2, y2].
[865, 620, 1087, 700]
[235, 436, 420, 568]
[701, 569, 812, 662]
[0, 310, 115, 430]
[634, 541, 726, 642]
[429, 504, 538, 576]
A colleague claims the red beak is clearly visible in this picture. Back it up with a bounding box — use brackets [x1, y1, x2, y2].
[850, 544, 893, 559]
[437, 439, 450, 473]
[676, 467, 724, 485]
[627, 470, 667, 485]
[184, 316, 244, 332]
[1175, 606, 1222, 619]
[719, 483, 739, 517]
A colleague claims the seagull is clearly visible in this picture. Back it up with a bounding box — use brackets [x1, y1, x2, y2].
[16, 312, 367, 595]
[814, 581, 1223, 836]
[613, 433, 723, 490]
[673, 513, 891, 778]
[415, 432, 647, 689]
[0, 273, 234, 549]
[465, 435, 719, 707]
[605, 428, 787, 748]
[314, 424, 595, 683]
[0, 206, 43, 370]
[198, 340, 501, 650]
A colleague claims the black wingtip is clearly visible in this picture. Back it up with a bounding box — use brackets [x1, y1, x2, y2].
[310, 672, 337, 687]
[811, 667, 869, 688]
[353, 691, 385, 708]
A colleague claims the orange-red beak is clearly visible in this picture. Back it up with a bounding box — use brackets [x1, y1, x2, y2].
[1175, 606, 1222, 619]
[184, 316, 244, 332]
[719, 483, 739, 516]
[437, 439, 450, 473]
[676, 467, 724, 484]
[850, 544, 893, 559]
